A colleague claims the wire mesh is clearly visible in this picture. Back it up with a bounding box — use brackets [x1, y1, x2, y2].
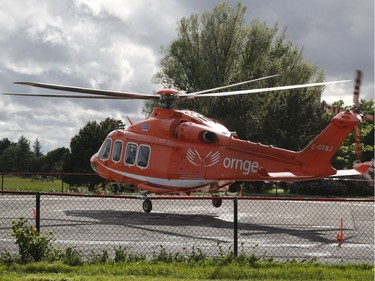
[0, 192, 373, 263]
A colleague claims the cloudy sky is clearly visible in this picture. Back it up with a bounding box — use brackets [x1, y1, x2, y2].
[0, 0, 373, 153]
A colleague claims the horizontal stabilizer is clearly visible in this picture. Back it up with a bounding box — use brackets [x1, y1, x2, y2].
[258, 169, 311, 180]
[257, 163, 371, 182]
[267, 172, 311, 179]
[329, 163, 372, 177]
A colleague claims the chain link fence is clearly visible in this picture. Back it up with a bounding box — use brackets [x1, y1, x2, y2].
[0, 191, 373, 263]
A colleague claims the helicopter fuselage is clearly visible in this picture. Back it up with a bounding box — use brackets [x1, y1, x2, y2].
[90, 107, 361, 194]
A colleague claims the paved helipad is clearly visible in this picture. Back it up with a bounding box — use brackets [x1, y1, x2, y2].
[0, 194, 373, 262]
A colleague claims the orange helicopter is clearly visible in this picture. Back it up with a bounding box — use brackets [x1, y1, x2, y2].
[4, 74, 371, 212]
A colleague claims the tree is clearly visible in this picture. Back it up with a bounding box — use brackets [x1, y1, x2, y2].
[150, 2, 328, 151]
[33, 138, 43, 157]
[31, 138, 44, 172]
[42, 147, 70, 173]
[62, 118, 125, 187]
[17, 135, 35, 171]
[0, 138, 12, 155]
[0, 135, 35, 172]
[0, 144, 17, 172]
[358, 99, 375, 162]
[0, 138, 14, 171]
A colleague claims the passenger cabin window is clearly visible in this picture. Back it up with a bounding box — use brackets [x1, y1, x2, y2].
[112, 140, 123, 162]
[137, 145, 150, 168]
[125, 143, 137, 165]
[100, 139, 112, 160]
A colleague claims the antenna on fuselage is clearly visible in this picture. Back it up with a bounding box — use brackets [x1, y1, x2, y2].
[126, 116, 134, 125]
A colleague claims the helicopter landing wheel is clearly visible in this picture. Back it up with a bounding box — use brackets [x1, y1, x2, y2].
[142, 199, 153, 213]
[110, 183, 118, 193]
[212, 196, 222, 208]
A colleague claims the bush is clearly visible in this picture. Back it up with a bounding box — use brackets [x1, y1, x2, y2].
[62, 247, 84, 266]
[288, 177, 374, 197]
[11, 217, 57, 263]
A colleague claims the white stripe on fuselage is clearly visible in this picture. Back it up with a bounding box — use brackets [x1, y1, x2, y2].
[97, 161, 216, 188]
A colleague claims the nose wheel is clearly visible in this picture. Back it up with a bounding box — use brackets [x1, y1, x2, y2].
[212, 196, 222, 208]
[142, 199, 153, 213]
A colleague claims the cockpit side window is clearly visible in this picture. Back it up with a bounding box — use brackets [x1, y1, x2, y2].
[100, 139, 112, 160]
[125, 143, 137, 165]
[112, 140, 123, 162]
[137, 145, 150, 168]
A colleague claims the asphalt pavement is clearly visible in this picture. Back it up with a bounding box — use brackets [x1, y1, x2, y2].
[0, 194, 373, 262]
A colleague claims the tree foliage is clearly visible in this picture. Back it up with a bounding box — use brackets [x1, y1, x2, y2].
[42, 147, 70, 173]
[0, 136, 35, 172]
[0, 136, 69, 174]
[61, 117, 124, 187]
[289, 177, 374, 197]
[150, 2, 328, 150]
[33, 138, 43, 157]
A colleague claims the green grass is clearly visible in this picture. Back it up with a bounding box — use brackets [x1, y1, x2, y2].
[1, 175, 72, 193]
[0, 261, 373, 281]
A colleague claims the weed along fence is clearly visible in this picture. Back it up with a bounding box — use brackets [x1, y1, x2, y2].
[0, 191, 373, 263]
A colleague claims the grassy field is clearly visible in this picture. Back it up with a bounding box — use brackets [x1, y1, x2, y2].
[1, 175, 74, 193]
[0, 261, 373, 281]
[0, 176, 307, 196]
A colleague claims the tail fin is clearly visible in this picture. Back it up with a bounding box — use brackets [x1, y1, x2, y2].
[296, 111, 360, 175]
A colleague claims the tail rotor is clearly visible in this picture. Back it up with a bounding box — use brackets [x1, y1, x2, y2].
[321, 70, 373, 161]
[352, 70, 363, 160]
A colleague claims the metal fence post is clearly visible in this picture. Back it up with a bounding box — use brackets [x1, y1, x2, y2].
[1, 173, 3, 191]
[233, 196, 238, 256]
[35, 193, 41, 233]
[61, 175, 64, 193]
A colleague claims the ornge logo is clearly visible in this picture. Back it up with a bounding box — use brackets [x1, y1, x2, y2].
[186, 149, 220, 167]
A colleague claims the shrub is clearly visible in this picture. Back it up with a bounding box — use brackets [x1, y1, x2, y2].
[114, 246, 146, 263]
[288, 177, 374, 197]
[62, 247, 84, 266]
[11, 217, 56, 263]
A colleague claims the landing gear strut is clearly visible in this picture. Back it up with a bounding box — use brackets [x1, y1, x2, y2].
[142, 199, 153, 213]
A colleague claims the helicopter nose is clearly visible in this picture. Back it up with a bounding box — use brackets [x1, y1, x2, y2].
[90, 153, 99, 172]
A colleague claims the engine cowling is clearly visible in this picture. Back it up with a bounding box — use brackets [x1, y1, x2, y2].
[175, 122, 217, 143]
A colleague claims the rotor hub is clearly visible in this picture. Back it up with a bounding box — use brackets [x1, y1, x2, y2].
[156, 89, 181, 98]
[156, 89, 182, 109]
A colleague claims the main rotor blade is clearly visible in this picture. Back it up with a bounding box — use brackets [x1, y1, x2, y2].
[13, 82, 158, 100]
[181, 80, 352, 98]
[3, 93, 127, 99]
[186, 74, 280, 95]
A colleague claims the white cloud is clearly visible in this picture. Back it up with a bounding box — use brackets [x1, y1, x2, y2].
[4, 60, 46, 75]
[321, 82, 353, 105]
